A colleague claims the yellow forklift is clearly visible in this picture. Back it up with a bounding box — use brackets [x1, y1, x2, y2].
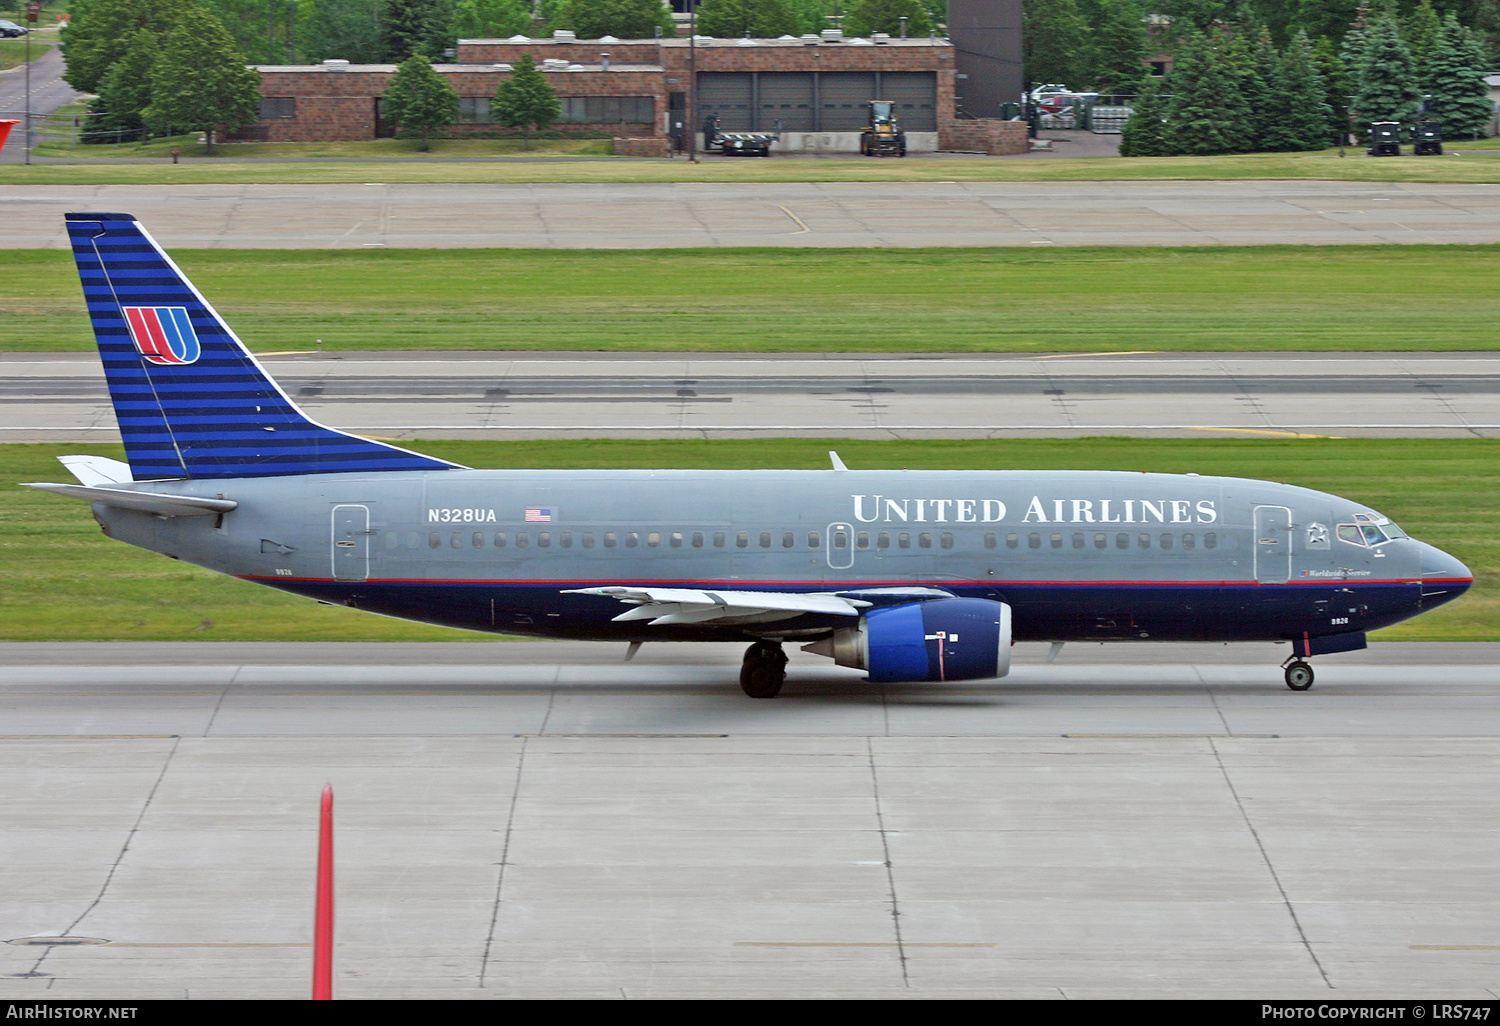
[859, 100, 907, 157]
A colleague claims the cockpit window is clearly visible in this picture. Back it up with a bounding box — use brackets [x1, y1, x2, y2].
[1337, 524, 1365, 546]
[1340, 512, 1403, 547]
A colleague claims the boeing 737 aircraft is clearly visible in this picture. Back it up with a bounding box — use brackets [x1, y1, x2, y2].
[26, 213, 1473, 698]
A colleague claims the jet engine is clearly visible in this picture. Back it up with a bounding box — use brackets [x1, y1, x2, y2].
[803, 598, 1011, 683]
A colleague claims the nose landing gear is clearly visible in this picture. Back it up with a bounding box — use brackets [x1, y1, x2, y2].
[1283, 658, 1315, 691]
[740, 640, 788, 699]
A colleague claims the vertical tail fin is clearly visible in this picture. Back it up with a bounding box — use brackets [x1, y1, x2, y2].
[65, 212, 463, 481]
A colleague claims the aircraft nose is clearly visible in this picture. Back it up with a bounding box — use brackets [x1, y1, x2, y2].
[1416, 541, 1472, 608]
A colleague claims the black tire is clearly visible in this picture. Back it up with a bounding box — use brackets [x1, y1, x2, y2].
[739, 641, 787, 699]
[1285, 661, 1314, 691]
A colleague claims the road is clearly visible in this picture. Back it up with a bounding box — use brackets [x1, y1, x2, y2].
[9, 180, 1500, 247]
[0, 45, 85, 164]
[5, 350, 1496, 440]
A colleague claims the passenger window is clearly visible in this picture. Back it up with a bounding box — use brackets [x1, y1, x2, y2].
[1160, 533, 1172, 551]
[450, 532, 463, 549]
[670, 532, 683, 548]
[558, 532, 572, 549]
[603, 531, 616, 548]
[855, 531, 869, 549]
[784, 531, 797, 548]
[429, 533, 441, 549]
[1094, 533, 1107, 550]
[807, 532, 820, 549]
[984, 533, 997, 550]
[1183, 533, 1196, 551]
[916, 533, 930, 549]
[1072, 533, 1085, 550]
[692, 532, 704, 548]
[832, 529, 849, 550]
[472, 532, 485, 549]
[647, 532, 660, 547]
[516, 533, 529, 548]
[1029, 533, 1041, 550]
[898, 532, 911, 549]
[737, 532, 749, 548]
[759, 531, 772, 548]
[714, 532, 726, 547]
[940, 533, 954, 550]
[494, 532, 508, 548]
[1138, 533, 1150, 549]
[626, 532, 639, 548]
[1116, 533, 1129, 550]
[537, 532, 551, 548]
[1006, 533, 1019, 550]
[1204, 532, 1216, 550]
[582, 533, 594, 549]
[1051, 533, 1063, 549]
[877, 532, 890, 550]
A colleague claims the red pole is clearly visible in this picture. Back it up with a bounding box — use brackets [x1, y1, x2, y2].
[313, 785, 334, 1000]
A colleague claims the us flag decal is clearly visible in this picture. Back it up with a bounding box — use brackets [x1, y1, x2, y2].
[122, 306, 201, 365]
[524, 507, 554, 522]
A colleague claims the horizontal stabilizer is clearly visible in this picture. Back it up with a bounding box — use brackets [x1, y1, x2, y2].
[564, 586, 869, 626]
[59, 455, 134, 485]
[22, 482, 237, 517]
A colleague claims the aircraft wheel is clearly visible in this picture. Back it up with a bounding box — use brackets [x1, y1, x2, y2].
[1284, 660, 1314, 691]
[740, 641, 787, 699]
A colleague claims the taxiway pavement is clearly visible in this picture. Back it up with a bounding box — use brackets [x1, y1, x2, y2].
[2, 641, 1499, 999]
[6, 350, 1497, 440]
[10, 180, 1500, 247]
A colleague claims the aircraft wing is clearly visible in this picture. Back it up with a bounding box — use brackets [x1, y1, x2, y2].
[21, 482, 237, 517]
[563, 586, 870, 626]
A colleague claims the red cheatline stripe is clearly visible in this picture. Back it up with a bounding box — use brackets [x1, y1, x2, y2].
[240, 575, 1437, 588]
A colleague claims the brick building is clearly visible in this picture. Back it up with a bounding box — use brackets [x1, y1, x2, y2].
[242, 32, 1027, 155]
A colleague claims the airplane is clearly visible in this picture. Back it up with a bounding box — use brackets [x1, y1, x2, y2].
[24, 212, 1473, 699]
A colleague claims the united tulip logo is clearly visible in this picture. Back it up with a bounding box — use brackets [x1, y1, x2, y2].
[122, 306, 201, 365]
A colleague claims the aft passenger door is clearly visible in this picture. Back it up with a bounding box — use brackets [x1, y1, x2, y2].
[331, 504, 370, 582]
[1254, 505, 1292, 584]
[826, 522, 854, 571]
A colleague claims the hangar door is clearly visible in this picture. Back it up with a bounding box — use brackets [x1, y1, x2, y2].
[696, 72, 936, 133]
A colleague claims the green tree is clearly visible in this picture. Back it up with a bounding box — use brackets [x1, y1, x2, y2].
[1350, 14, 1422, 136]
[451, 0, 533, 38]
[1263, 29, 1333, 150]
[843, 0, 932, 38]
[1312, 34, 1353, 144]
[1404, 0, 1443, 74]
[83, 29, 157, 144]
[1118, 76, 1170, 155]
[384, 0, 454, 60]
[550, 0, 675, 39]
[696, 0, 803, 38]
[493, 52, 560, 148]
[1165, 33, 1252, 154]
[1024, 0, 1091, 88]
[199, 0, 300, 64]
[141, 6, 262, 154]
[1229, 25, 1280, 151]
[1085, 0, 1149, 94]
[306, 0, 388, 63]
[61, 0, 194, 93]
[1424, 13, 1495, 137]
[380, 52, 461, 149]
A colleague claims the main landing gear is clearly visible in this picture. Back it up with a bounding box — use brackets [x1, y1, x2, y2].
[740, 640, 787, 699]
[1283, 658, 1315, 691]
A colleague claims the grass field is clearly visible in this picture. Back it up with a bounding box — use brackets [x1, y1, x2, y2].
[32, 134, 617, 160]
[0, 37, 51, 70]
[4, 437, 1494, 643]
[6, 245, 1500, 353]
[10, 148, 1500, 185]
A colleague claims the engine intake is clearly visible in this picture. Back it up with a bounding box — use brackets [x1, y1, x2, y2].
[803, 598, 1011, 683]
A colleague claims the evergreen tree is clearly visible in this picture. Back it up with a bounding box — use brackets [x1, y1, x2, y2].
[1229, 25, 1280, 151]
[1338, 0, 1373, 77]
[550, 0, 675, 39]
[1086, 0, 1149, 94]
[1262, 29, 1332, 150]
[1164, 33, 1252, 155]
[1350, 14, 1422, 136]
[1424, 13, 1495, 137]
[83, 29, 157, 144]
[1288, 0, 1362, 47]
[451, 0, 533, 37]
[61, 0, 195, 93]
[379, 52, 461, 148]
[1312, 35, 1353, 144]
[1403, 0, 1442, 76]
[1024, 0, 1091, 88]
[697, 0, 804, 38]
[1118, 76, 1170, 155]
[199, 0, 299, 64]
[306, 0, 388, 63]
[843, 0, 932, 38]
[142, 6, 262, 154]
[493, 52, 560, 148]
[383, 0, 453, 60]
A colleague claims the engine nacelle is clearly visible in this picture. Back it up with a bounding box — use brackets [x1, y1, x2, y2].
[804, 598, 1012, 683]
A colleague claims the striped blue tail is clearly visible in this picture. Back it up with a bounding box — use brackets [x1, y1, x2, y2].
[66, 212, 463, 481]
